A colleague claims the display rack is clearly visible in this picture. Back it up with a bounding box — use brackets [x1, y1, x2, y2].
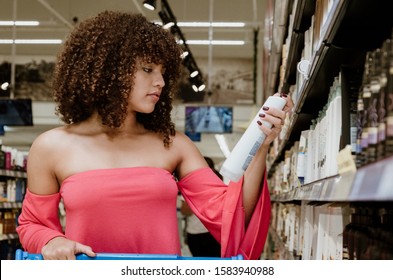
[272, 154, 393, 202]
[265, 0, 393, 260]
[0, 168, 27, 259]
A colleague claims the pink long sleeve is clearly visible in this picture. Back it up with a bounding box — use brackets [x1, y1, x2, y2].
[177, 167, 271, 260]
[16, 189, 65, 253]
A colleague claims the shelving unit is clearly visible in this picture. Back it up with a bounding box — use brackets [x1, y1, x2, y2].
[269, 0, 393, 163]
[272, 154, 393, 202]
[0, 168, 26, 259]
[265, 0, 393, 260]
[0, 169, 27, 179]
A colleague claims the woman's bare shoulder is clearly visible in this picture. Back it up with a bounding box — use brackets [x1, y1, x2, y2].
[171, 130, 197, 149]
[171, 130, 208, 177]
[30, 126, 71, 153]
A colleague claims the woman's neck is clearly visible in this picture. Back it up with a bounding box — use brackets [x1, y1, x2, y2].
[75, 111, 147, 137]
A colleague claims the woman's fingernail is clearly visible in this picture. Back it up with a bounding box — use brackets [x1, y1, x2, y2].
[259, 113, 265, 118]
[257, 120, 262, 126]
[263, 106, 269, 111]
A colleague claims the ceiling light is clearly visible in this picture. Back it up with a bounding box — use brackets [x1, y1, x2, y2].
[1, 82, 10, 91]
[0, 21, 39, 26]
[186, 40, 245, 46]
[158, 10, 175, 30]
[163, 22, 175, 29]
[189, 76, 205, 93]
[190, 70, 199, 78]
[180, 51, 189, 59]
[154, 21, 245, 28]
[0, 39, 62, 44]
[177, 22, 245, 28]
[143, 0, 157, 11]
[198, 84, 206, 91]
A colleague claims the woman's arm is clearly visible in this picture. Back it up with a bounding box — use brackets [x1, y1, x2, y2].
[242, 94, 294, 225]
[175, 94, 293, 225]
[17, 129, 95, 259]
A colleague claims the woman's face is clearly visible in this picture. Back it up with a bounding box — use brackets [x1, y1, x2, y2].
[128, 60, 166, 114]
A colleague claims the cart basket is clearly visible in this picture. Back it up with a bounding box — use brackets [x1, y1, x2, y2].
[15, 249, 243, 260]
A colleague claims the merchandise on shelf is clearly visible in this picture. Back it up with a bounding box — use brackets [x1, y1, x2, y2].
[265, 0, 393, 260]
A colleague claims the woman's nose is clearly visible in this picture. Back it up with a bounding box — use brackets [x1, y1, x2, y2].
[154, 73, 165, 88]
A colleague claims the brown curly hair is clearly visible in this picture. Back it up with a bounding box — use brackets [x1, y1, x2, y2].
[52, 11, 182, 148]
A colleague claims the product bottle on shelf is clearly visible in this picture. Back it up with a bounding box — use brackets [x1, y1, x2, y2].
[367, 49, 382, 163]
[0, 140, 5, 170]
[385, 37, 393, 156]
[377, 41, 389, 160]
[360, 53, 372, 166]
[356, 89, 365, 167]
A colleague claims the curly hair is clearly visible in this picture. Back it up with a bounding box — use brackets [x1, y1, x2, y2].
[52, 11, 182, 148]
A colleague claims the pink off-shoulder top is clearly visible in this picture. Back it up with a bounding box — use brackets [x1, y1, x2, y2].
[17, 167, 270, 259]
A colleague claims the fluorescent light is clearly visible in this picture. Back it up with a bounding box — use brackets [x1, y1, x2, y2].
[180, 51, 189, 59]
[0, 21, 39, 26]
[0, 39, 62, 44]
[190, 70, 199, 78]
[177, 22, 245, 28]
[1, 38, 244, 46]
[163, 22, 175, 29]
[192, 85, 198, 92]
[143, 0, 156, 11]
[1, 82, 10, 91]
[0, 20, 245, 28]
[186, 40, 245, 46]
[198, 84, 206, 91]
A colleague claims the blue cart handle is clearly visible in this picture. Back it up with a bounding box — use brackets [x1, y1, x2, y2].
[15, 249, 243, 260]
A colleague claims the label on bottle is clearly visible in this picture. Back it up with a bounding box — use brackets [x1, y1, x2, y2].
[361, 129, 369, 148]
[350, 127, 357, 153]
[0, 151, 5, 169]
[241, 135, 263, 171]
[296, 152, 305, 177]
[368, 127, 378, 144]
[386, 116, 393, 136]
[5, 152, 11, 170]
[378, 123, 386, 141]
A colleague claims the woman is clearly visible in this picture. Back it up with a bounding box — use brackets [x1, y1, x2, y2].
[16, 11, 293, 260]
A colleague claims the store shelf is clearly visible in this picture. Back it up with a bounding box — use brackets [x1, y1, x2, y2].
[272, 155, 393, 202]
[265, 0, 291, 97]
[331, 0, 393, 50]
[270, 0, 393, 168]
[317, 0, 348, 47]
[349, 156, 393, 201]
[0, 233, 18, 242]
[0, 202, 22, 209]
[281, 0, 315, 93]
[265, 0, 393, 261]
[266, 228, 295, 260]
[0, 169, 27, 179]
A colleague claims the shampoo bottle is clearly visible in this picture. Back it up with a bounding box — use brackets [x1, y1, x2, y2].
[219, 96, 287, 182]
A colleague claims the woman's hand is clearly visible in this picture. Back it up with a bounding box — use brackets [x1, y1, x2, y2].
[258, 93, 294, 147]
[41, 236, 96, 260]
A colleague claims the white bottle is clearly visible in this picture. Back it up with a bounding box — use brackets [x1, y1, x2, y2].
[219, 96, 287, 182]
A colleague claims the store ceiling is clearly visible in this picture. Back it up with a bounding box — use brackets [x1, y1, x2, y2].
[0, 0, 266, 59]
[0, 0, 268, 163]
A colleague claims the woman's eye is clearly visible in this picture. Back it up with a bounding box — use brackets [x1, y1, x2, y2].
[142, 67, 152, 73]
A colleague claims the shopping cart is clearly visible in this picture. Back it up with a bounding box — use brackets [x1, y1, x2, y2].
[15, 249, 243, 260]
